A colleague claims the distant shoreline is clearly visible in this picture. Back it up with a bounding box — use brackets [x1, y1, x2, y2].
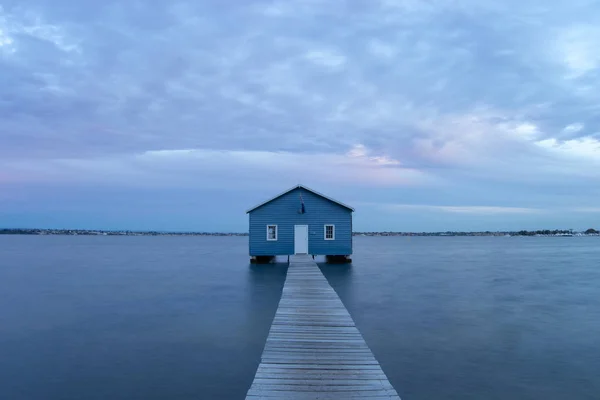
[0, 229, 247, 236]
[1, 228, 599, 237]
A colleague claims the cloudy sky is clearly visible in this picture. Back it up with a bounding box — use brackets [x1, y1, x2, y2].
[1, 0, 600, 232]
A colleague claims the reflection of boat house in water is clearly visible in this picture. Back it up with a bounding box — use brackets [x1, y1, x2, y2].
[246, 185, 354, 263]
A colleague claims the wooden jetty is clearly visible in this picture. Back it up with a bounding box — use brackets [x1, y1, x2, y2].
[246, 255, 401, 399]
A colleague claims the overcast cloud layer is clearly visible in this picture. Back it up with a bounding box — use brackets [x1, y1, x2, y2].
[1, 0, 600, 231]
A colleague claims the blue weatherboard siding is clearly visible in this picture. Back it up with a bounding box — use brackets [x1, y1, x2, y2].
[248, 187, 352, 256]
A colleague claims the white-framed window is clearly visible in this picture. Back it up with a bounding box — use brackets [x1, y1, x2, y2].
[324, 224, 335, 240]
[267, 225, 278, 241]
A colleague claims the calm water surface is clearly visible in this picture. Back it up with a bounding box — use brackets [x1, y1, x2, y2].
[0, 236, 287, 400]
[322, 236, 600, 400]
[1, 235, 599, 399]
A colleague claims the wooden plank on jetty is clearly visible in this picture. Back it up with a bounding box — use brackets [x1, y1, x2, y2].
[246, 255, 401, 399]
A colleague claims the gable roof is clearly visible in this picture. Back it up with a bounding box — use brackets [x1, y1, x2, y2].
[245, 184, 355, 213]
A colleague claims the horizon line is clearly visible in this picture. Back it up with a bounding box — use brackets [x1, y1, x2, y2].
[1, 227, 597, 234]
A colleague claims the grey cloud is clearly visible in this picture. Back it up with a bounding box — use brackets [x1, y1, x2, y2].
[1, 0, 600, 173]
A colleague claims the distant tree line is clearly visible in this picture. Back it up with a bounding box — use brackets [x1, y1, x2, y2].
[0, 229, 40, 235]
[514, 228, 599, 236]
[515, 229, 572, 236]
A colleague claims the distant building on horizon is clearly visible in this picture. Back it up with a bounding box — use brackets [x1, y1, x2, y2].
[246, 185, 354, 262]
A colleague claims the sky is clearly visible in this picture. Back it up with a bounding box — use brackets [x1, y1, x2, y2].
[1, 0, 600, 232]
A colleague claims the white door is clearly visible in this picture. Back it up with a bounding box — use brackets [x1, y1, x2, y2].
[294, 225, 309, 254]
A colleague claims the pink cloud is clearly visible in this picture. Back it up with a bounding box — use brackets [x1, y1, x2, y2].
[0, 147, 435, 189]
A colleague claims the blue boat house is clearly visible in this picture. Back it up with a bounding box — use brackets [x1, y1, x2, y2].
[246, 185, 354, 263]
